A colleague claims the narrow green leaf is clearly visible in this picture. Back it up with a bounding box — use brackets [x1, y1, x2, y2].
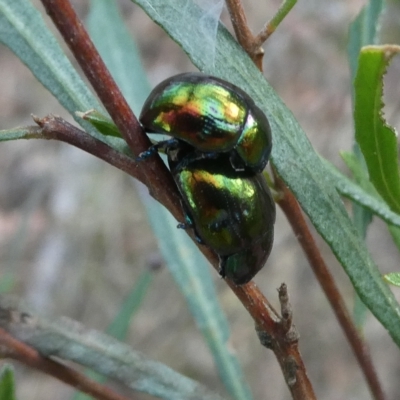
[354, 45, 400, 214]
[347, 0, 384, 282]
[106, 271, 153, 340]
[87, 0, 149, 114]
[348, 0, 385, 82]
[388, 225, 400, 253]
[352, 205, 373, 243]
[340, 152, 400, 256]
[322, 158, 400, 228]
[76, 110, 122, 138]
[384, 273, 400, 287]
[341, 151, 372, 189]
[87, 2, 253, 398]
[0, 365, 17, 400]
[341, 150, 375, 240]
[0, 0, 107, 142]
[0, 297, 225, 400]
[347, 0, 385, 328]
[0, 273, 15, 294]
[131, 0, 400, 348]
[139, 193, 253, 400]
[73, 270, 153, 400]
[0, 126, 40, 142]
[353, 293, 369, 330]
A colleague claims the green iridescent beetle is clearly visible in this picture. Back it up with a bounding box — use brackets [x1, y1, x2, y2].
[139, 73, 272, 173]
[168, 144, 275, 285]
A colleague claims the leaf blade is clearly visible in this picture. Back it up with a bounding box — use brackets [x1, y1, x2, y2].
[0, 0, 106, 141]
[322, 157, 400, 228]
[131, 0, 400, 346]
[347, 0, 385, 82]
[354, 45, 400, 214]
[0, 365, 17, 400]
[87, 2, 253, 398]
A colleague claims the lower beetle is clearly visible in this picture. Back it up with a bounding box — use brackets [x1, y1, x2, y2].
[168, 144, 275, 285]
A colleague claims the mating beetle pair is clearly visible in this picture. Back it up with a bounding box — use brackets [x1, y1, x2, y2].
[139, 73, 275, 285]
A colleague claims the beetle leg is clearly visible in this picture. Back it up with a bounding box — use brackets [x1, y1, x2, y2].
[218, 257, 227, 278]
[173, 150, 218, 172]
[177, 222, 205, 244]
[177, 206, 206, 245]
[136, 138, 180, 160]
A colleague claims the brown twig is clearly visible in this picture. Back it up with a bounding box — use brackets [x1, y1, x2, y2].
[225, 0, 297, 70]
[275, 175, 385, 400]
[224, 1, 384, 398]
[224, 0, 385, 398]
[40, 0, 182, 223]
[225, 0, 254, 49]
[0, 302, 225, 400]
[252, 0, 297, 52]
[30, 113, 315, 399]
[32, 1, 316, 396]
[0, 328, 130, 400]
[31, 116, 147, 185]
[225, 0, 264, 69]
[35, 116, 313, 397]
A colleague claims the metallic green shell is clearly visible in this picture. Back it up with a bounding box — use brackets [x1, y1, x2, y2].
[140, 73, 272, 173]
[171, 153, 275, 285]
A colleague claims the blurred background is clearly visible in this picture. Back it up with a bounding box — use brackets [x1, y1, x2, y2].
[1, 0, 400, 399]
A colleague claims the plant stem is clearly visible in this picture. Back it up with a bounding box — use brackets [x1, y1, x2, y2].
[225, 0, 254, 49]
[32, 116, 147, 185]
[224, 0, 385, 397]
[40, 0, 182, 223]
[32, 1, 384, 399]
[275, 173, 385, 400]
[225, 0, 263, 69]
[35, 1, 316, 397]
[226, 0, 297, 69]
[33, 114, 315, 399]
[0, 302, 225, 400]
[253, 0, 297, 51]
[0, 328, 130, 400]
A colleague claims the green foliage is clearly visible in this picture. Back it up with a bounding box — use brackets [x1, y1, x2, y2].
[347, 0, 387, 327]
[73, 270, 154, 400]
[384, 273, 400, 287]
[354, 46, 400, 214]
[131, 0, 400, 346]
[0, 366, 17, 400]
[76, 110, 122, 139]
[323, 156, 400, 228]
[348, 0, 385, 82]
[86, 1, 253, 399]
[0, 0, 104, 139]
[1, 0, 400, 398]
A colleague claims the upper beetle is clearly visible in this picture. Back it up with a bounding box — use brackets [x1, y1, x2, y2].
[139, 73, 272, 173]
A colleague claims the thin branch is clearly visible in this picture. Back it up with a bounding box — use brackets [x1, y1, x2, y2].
[0, 299, 225, 400]
[275, 173, 385, 400]
[224, 0, 264, 70]
[32, 115, 313, 397]
[224, 0, 385, 397]
[225, 0, 254, 49]
[31, 116, 146, 184]
[40, 0, 182, 222]
[252, 0, 297, 51]
[225, 0, 297, 69]
[0, 328, 130, 400]
[37, 1, 314, 399]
